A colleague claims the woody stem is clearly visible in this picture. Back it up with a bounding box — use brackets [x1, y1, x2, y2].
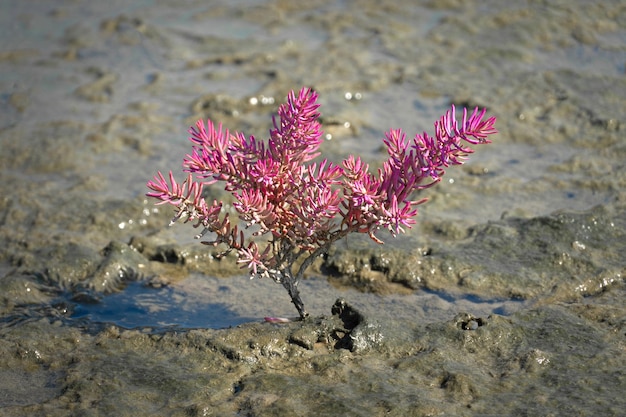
[280, 269, 308, 319]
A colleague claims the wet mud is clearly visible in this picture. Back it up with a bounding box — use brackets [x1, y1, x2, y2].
[1, 0, 625, 415]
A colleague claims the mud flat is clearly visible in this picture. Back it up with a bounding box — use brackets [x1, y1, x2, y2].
[1, 1, 625, 415]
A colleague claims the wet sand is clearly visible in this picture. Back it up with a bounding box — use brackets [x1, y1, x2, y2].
[1, 0, 625, 415]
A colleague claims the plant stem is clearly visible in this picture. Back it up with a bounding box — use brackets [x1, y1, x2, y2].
[280, 269, 308, 319]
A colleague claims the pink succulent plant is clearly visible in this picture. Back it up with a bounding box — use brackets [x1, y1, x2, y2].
[147, 87, 497, 319]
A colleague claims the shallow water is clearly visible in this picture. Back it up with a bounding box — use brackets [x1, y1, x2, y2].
[69, 274, 525, 330]
[1, 0, 625, 416]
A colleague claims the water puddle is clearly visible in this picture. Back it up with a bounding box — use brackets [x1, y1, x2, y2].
[69, 273, 526, 330]
[70, 281, 255, 330]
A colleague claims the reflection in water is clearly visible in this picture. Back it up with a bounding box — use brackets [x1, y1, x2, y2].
[71, 281, 255, 329]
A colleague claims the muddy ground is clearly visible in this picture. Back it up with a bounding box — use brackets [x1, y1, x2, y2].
[0, 0, 625, 416]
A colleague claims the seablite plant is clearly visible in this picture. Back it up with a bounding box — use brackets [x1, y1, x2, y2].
[147, 87, 497, 319]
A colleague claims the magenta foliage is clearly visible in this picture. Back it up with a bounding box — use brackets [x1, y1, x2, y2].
[147, 87, 497, 318]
